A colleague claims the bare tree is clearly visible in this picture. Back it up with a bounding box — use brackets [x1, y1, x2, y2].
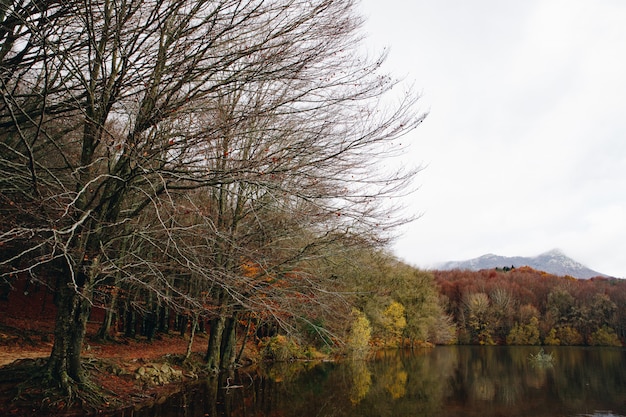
[0, 0, 424, 398]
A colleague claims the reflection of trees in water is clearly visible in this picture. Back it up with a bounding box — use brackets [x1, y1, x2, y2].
[472, 376, 496, 401]
[350, 349, 459, 417]
[372, 353, 408, 400]
[348, 360, 372, 405]
[452, 346, 543, 406]
[385, 369, 408, 399]
[126, 347, 626, 417]
[549, 347, 626, 410]
[445, 346, 626, 416]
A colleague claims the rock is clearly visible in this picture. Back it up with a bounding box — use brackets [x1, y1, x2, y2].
[134, 362, 183, 385]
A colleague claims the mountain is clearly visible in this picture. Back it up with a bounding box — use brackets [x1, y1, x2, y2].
[437, 249, 607, 279]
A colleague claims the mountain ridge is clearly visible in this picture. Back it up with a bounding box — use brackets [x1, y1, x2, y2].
[437, 249, 607, 279]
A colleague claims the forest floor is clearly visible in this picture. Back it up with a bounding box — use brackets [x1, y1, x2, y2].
[0, 287, 239, 416]
[0, 314, 217, 416]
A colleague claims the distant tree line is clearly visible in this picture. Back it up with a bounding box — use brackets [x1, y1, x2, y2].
[435, 267, 626, 346]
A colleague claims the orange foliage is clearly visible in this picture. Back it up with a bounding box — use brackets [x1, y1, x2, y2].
[241, 260, 262, 277]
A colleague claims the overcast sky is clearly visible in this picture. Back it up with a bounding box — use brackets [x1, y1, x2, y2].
[359, 0, 626, 278]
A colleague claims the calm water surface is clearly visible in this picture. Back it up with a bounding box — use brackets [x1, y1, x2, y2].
[113, 346, 626, 417]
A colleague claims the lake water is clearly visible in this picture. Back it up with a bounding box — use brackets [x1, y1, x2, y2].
[114, 346, 626, 417]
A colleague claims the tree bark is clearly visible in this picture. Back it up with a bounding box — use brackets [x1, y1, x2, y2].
[220, 315, 237, 369]
[236, 313, 253, 363]
[124, 304, 137, 338]
[158, 301, 170, 334]
[184, 314, 199, 361]
[96, 287, 118, 341]
[46, 272, 93, 391]
[205, 314, 226, 371]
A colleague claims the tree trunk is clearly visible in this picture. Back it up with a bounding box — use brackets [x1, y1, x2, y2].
[158, 302, 170, 334]
[144, 310, 157, 341]
[143, 293, 157, 341]
[124, 305, 137, 338]
[46, 274, 93, 391]
[178, 314, 188, 337]
[220, 315, 237, 369]
[236, 313, 253, 363]
[96, 287, 118, 341]
[184, 314, 199, 361]
[205, 314, 226, 371]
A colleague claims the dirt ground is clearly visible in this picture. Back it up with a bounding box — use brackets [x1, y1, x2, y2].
[0, 315, 208, 367]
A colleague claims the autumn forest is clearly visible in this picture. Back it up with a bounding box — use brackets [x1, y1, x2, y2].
[1, 0, 625, 413]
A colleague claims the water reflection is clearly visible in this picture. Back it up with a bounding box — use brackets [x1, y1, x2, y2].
[113, 346, 626, 417]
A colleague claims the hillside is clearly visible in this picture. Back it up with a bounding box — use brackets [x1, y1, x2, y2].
[437, 249, 608, 279]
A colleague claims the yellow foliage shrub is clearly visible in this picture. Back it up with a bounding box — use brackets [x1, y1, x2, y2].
[589, 326, 622, 346]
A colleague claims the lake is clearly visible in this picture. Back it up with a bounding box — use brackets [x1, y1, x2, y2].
[114, 346, 626, 417]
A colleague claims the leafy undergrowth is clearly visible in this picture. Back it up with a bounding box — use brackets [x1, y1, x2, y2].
[0, 314, 223, 416]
